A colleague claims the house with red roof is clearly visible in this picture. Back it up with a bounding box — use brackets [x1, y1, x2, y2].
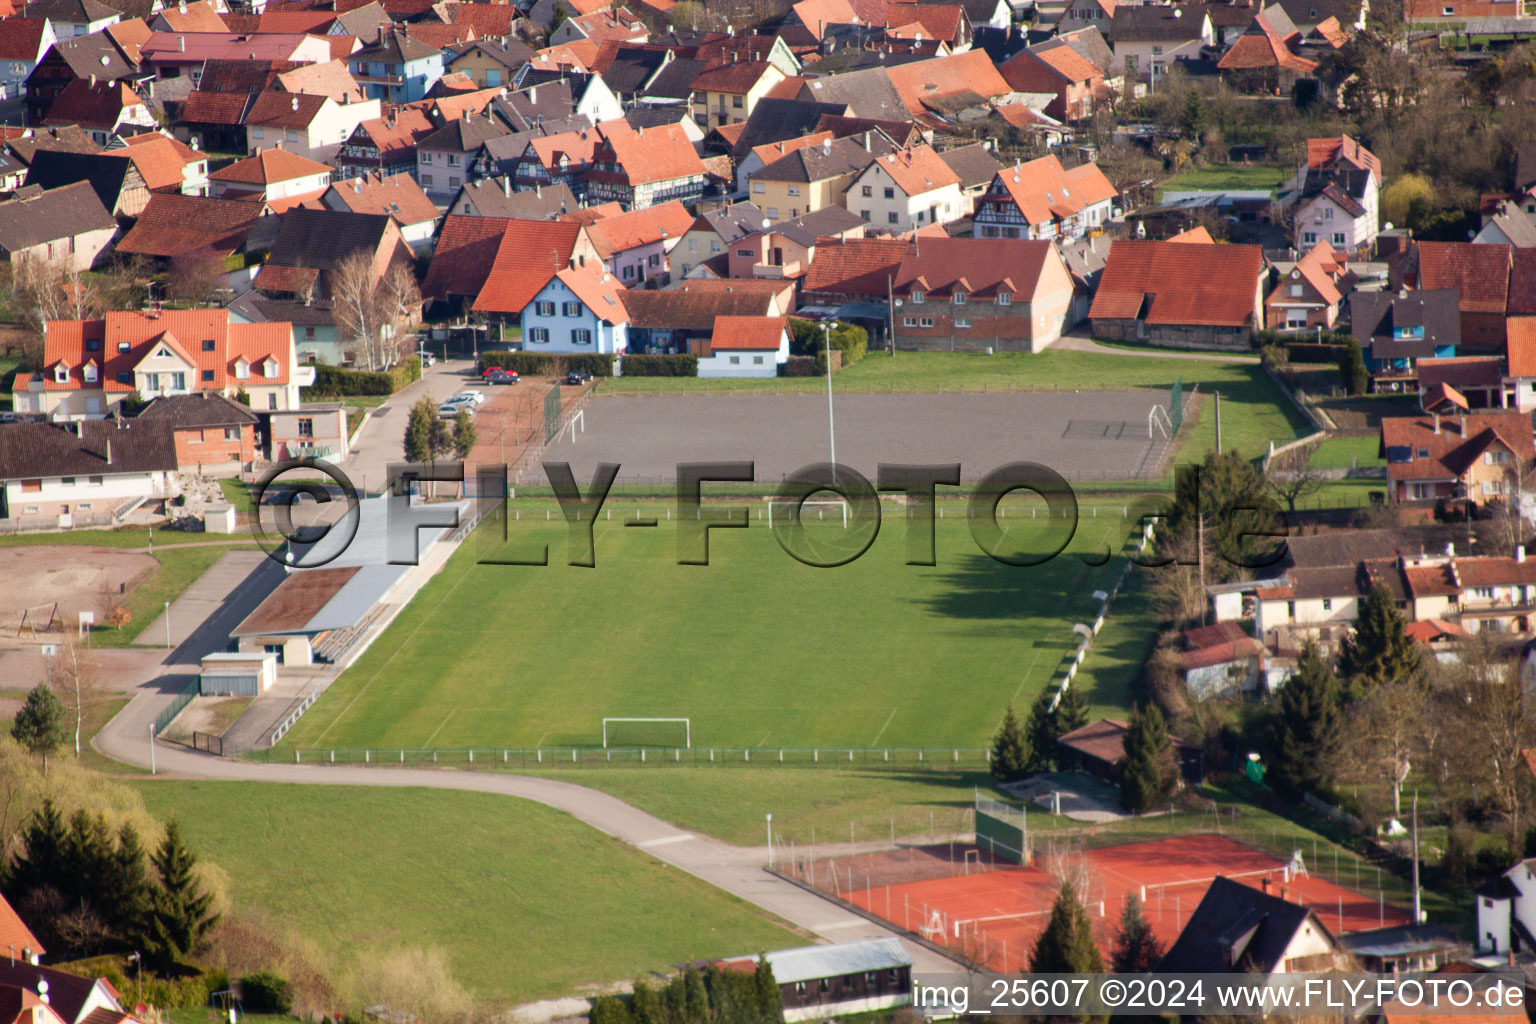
[1060, 0, 1117, 33]
[335, 106, 436, 180]
[1265, 240, 1349, 331]
[999, 44, 1107, 122]
[973, 153, 1118, 240]
[584, 122, 708, 209]
[846, 144, 964, 234]
[0, 17, 56, 102]
[1380, 409, 1534, 508]
[12, 309, 300, 420]
[210, 147, 332, 206]
[1090, 239, 1266, 349]
[42, 79, 154, 145]
[322, 172, 439, 251]
[690, 60, 787, 129]
[1294, 163, 1377, 255]
[122, 131, 209, 195]
[422, 214, 601, 314]
[695, 315, 790, 377]
[583, 200, 694, 285]
[511, 122, 609, 195]
[1390, 240, 1512, 353]
[1177, 621, 1267, 698]
[242, 90, 381, 164]
[1499, 317, 1536, 412]
[549, 7, 648, 47]
[1216, 5, 1317, 95]
[804, 235, 1076, 352]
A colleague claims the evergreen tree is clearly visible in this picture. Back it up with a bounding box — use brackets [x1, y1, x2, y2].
[1160, 451, 1281, 584]
[991, 703, 1031, 781]
[1024, 690, 1061, 773]
[452, 407, 478, 460]
[1110, 894, 1164, 973]
[103, 823, 153, 945]
[590, 996, 631, 1024]
[1339, 582, 1421, 691]
[1338, 337, 1369, 396]
[1029, 880, 1105, 973]
[629, 980, 664, 1024]
[1265, 639, 1342, 797]
[146, 820, 219, 968]
[683, 968, 709, 1024]
[752, 955, 782, 1024]
[1055, 686, 1089, 769]
[11, 684, 68, 773]
[5, 800, 68, 899]
[63, 811, 115, 911]
[1119, 702, 1176, 814]
[428, 412, 452, 463]
[403, 397, 435, 463]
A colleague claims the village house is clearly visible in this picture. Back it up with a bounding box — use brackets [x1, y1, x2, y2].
[349, 29, 444, 102]
[0, 419, 177, 528]
[115, 192, 266, 291]
[689, 60, 787, 129]
[242, 91, 382, 164]
[0, 18, 57, 102]
[1159, 877, 1351, 979]
[447, 179, 578, 219]
[620, 282, 789, 354]
[270, 403, 350, 461]
[693, 315, 791, 377]
[714, 940, 912, 1022]
[1381, 409, 1534, 508]
[11, 309, 301, 420]
[209, 148, 332, 205]
[1265, 240, 1349, 331]
[41, 79, 155, 146]
[1390, 241, 1511, 353]
[0, 180, 116, 269]
[448, 39, 535, 90]
[584, 122, 708, 209]
[1216, 5, 1317, 95]
[749, 135, 886, 223]
[1058, 717, 1204, 784]
[335, 107, 436, 181]
[415, 109, 510, 199]
[1090, 239, 1266, 349]
[720, 205, 866, 282]
[675, 201, 767, 277]
[804, 235, 1075, 352]
[22, 0, 120, 39]
[422, 215, 600, 317]
[1352, 288, 1460, 381]
[1294, 166, 1378, 255]
[999, 44, 1106, 122]
[549, 7, 648, 47]
[972, 154, 1117, 241]
[121, 132, 210, 195]
[511, 124, 606, 196]
[1107, 4, 1214, 80]
[23, 149, 151, 218]
[583, 200, 693, 285]
[846, 144, 964, 234]
[321, 172, 439, 252]
[23, 31, 144, 126]
[135, 392, 260, 471]
[1176, 621, 1269, 698]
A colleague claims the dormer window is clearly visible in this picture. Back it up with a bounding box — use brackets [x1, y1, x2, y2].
[911, 290, 924, 304]
[235, 360, 250, 380]
[263, 358, 278, 379]
[202, 339, 216, 352]
[117, 341, 130, 353]
[83, 362, 98, 384]
[997, 292, 1012, 306]
[953, 292, 967, 305]
[53, 364, 69, 384]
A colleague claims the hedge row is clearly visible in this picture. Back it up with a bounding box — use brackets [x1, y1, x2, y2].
[782, 356, 818, 377]
[620, 353, 698, 376]
[309, 356, 421, 397]
[787, 318, 868, 366]
[478, 351, 615, 376]
[1284, 343, 1347, 364]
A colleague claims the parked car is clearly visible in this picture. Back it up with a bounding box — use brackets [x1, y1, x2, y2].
[481, 365, 515, 380]
[437, 402, 470, 419]
[485, 371, 519, 386]
[563, 369, 592, 385]
[421, 352, 436, 367]
[444, 390, 486, 407]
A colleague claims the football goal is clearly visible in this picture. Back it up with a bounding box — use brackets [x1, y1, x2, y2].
[766, 498, 850, 528]
[602, 717, 691, 748]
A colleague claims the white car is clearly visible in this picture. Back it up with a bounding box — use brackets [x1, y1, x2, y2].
[443, 391, 485, 408]
[438, 402, 473, 419]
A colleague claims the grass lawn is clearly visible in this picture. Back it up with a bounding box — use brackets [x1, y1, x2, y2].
[277, 511, 1148, 753]
[1308, 436, 1384, 470]
[93, 545, 257, 648]
[0, 695, 139, 775]
[0, 528, 236, 549]
[598, 350, 1307, 462]
[218, 479, 257, 516]
[1159, 165, 1290, 195]
[135, 783, 801, 1003]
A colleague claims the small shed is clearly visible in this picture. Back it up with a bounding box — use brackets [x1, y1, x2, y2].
[717, 939, 912, 1022]
[199, 651, 277, 696]
[1058, 717, 1205, 785]
[204, 503, 237, 534]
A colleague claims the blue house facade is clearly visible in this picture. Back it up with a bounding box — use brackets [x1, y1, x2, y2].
[519, 266, 629, 355]
[350, 31, 444, 103]
[1351, 287, 1460, 377]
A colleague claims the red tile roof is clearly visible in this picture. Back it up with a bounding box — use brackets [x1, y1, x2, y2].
[180, 89, 252, 125]
[0, 893, 43, 958]
[211, 148, 332, 185]
[255, 9, 337, 32]
[1003, 43, 1100, 86]
[1218, 13, 1316, 72]
[595, 122, 706, 186]
[750, 130, 834, 169]
[116, 192, 262, 257]
[866, 144, 960, 197]
[792, 0, 859, 38]
[887, 48, 1012, 116]
[1306, 133, 1381, 183]
[1416, 241, 1510, 314]
[1168, 225, 1215, 243]
[0, 18, 50, 61]
[421, 213, 509, 299]
[706, 315, 787, 352]
[1286, 240, 1344, 306]
[556, 261, 628, 324]
[1380, 411, 1534, 483]
[583, 200, 694, 259]
[692, 59, 777, 95]
[1091, 240, 1264, 327]
[243, 90, 329, 130]
[327, 172, 438, 226]
[452, 3, 521, 35]
[886, 2, 964, 40]
[121, 132, 203, 191]
[987, 154, 1116, 227]
[470, 219, 588, 313]
[1508, 318, 1536, 378]
[1509, 249, 1536, 315]
[41, 310, 291, 394]
[43, 80, 144, 130]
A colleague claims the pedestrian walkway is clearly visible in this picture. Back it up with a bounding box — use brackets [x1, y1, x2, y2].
[132, 551, 280, 657]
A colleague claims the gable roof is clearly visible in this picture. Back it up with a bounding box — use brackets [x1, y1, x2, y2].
[1003, 42, 1101, 87]
[421, 212, 510, 298]
[1159, 876, 1328, 974]
[1285, 240, 1344, 306]
[1415, 241, 1510, 314]
[452, 178, 577, 219]
[754, 134, 881, 182]
[263, 207, 396, 273]
[1217, 11, 1316, 72]
[0, 18, 51, 61]
[937, 141, 1002, 189]
[1306, 132, 1380, 183]
[1350, 288, 1459, 356]
[0, 180, 114, 253]
[211, 148, 332, 186]
[0, 894, 43, 959]
[137, 391, 259, 428]
[583, 200, 694, 258]
[861, 143, 960, 196]
[1381, 411, 1534, 483]
[0, 419, 175, 478]
[621, 287, 779, 329]
[1109, 4, 1207, 42]
[769, 203, 864, 246]
[594, 122, 706, 185]
[22, 150, 138, 212]
[40, 31, 138, 83]
[555, 260, 628, 324]
[987, 154, 1117, 226]
[243, 90, 330, 130]
[1091, 240, 1263, 327]
[179, 88, 255, 126]
[121, 131, 203, 191]
[42, 78, 142, 129]
[328, 172, 438, 226]
[116, 192, 262, 257]
[465, 218, 586, 312]
[1508, 317, 1536, 378]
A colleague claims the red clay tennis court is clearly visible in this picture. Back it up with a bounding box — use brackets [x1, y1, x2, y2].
[840, 834, 1410, 972]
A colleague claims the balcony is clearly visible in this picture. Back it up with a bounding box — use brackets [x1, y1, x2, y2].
[353, 70, 405, 85]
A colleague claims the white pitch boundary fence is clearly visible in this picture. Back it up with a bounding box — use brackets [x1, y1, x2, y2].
[1047, 519, 1154, 713]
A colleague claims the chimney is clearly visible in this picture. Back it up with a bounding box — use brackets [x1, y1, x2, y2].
[1459, 413, 1467, 436]
[1433, 412, 1439, 434]
[1518, 546, 1526, 563]
[1446, 542, 1455, 557]
[505, 178, 512, 197]
[1261, 876, 1270, 894]
[105, 438, 112, 465]
[178, 34, 185, 51]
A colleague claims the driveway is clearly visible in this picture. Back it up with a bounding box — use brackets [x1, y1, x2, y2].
[337, 359, 481, 496]
[1054, 333, 1260, 363]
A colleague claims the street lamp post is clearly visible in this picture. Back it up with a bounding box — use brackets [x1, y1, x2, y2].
[822, 324, 837, 483]
[163, 601, 171, 650]
[149, 723, 156, 775]
[765, 813, 773, 868]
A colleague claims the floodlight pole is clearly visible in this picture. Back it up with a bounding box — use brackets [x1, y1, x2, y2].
[766, 813, 773, 868]
[163, 601, 171, 650]
[822, 323, 836, 484]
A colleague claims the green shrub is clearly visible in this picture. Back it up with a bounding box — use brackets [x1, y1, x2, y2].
[70, 961, 229, 1012]
[239, 972, 293, 1014]
[788, 318, 867, 367]
[476, 351, 614, 377]
[780, 356, 817, 377]
[620, 354, 697, 377]
[308, 356, 421, 397]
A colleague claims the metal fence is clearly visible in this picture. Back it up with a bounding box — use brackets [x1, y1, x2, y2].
[153, 677, 200, 736]
[273, 745, 992, 766]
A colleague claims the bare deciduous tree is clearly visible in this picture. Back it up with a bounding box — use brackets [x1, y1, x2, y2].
[167, 247, 227, 307]
[45, 635, 101, 758]
[1333, 677, 1429, 821]
[1267, 444, 1328, 513]
[331, 255, 420, 372]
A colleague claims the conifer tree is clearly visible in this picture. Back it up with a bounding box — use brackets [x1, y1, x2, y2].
[1030, 880, 1104, 973]
[1110, 894, 1164, 973]
[1339, 582, 1421, 691]
[452, 407, 478, 460]
[1266, 639, 1342, 797]
[12, 684, 67, 773]
[991, 703, 1031, 781]
[1055, 686, 1090, 768]
[1024, 689, 1060, 773]
[1120, 702, 1176, 813]
[146, 820, 219, 967]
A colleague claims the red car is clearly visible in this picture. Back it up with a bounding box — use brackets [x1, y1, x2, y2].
[481, 365, 513, 378]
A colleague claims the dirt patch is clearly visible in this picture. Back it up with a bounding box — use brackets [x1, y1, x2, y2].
[0, 697, 23, 719]
[165, 695, 254, 741]
[1, 546, 160, 631]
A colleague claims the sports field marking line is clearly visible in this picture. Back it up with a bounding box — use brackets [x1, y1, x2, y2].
[870, 706, 898, 746]
[815, 920, 871, 931]
[423, 709, 456, 746]
[532, 730, 550, 748]
[308, 551, 481, 746]
[637, 834, 697, 848]
[1007, 649, 1045, 710]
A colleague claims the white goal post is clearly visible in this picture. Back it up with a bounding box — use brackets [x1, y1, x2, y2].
[602, 717, 691, 748]
[1148, 403, 1173, 440]
[766, 499, 850, 528]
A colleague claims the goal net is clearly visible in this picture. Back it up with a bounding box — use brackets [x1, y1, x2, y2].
[766, 498, 850, 528]
[602, 717, 691, 748]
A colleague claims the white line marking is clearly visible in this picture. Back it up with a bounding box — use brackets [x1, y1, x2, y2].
[638, 834, 696, 848]
[423, 709, 455, 746]
[814, 920, 871, 931]
[870, 706, 898, 746]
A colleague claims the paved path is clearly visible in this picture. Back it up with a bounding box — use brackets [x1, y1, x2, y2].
[339, 359, 480, 496]
[96, 695, 963, 973]
[1054, 334, 1261, 362]
[132, 550, 281, 651]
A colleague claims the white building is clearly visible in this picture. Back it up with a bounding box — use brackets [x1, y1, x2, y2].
[520, 263, 630, 354]
[1476, 859, 1536, 955]
[695, 315, 790, 377]
[0, 419, 178, 528]
[244, 92, 382, 165]
[846, 146, 965, 234]
[1294, 167, 1378, 255]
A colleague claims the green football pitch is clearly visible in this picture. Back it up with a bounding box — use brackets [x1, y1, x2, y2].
[279, 504, 1149, 753]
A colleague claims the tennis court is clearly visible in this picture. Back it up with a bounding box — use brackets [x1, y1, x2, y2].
[832, 834, 1410, 972]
